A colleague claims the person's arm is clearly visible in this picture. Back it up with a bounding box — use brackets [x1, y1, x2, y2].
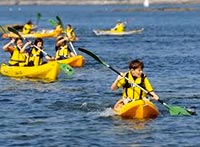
[21, 41, 31, 53]
[56, 37, 68, 46]
[111, 73, 125, 91]
[45, 55, 55, 61]
[3, 38, 15, 52]
[144, 77, 160, 100]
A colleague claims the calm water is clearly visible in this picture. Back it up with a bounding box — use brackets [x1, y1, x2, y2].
[0, 4, 200, 147]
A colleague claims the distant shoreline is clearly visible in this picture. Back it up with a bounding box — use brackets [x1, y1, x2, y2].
[0, 0, 199, 5]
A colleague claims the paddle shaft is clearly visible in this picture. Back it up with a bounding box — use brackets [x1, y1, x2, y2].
[0, 25, 7, 33]
[36, 12, 41, 26]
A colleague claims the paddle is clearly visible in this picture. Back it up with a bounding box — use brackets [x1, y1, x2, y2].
[7, 27, 75, 76]
[0, 25, 7, 33]
[48, 19, 57, 27]
[56, 16, 64, 29]
[55, 16, 77, 55]
[36, 12, 41, 26]
[157, 99, 194, 115]
[78, 48, 195, 116]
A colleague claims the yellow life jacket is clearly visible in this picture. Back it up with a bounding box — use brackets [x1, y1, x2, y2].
[55, 46, 70, 60]
[9, 46, 27, 66]
[28, 48, 43, 66]
[22, 24, 32, 34]
[117, 72, 153, 100]
[111, 23, 125, 32]
[66, 28, 76, 41]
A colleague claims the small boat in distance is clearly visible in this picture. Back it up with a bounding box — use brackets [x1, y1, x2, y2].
[93, 28, 144, 36]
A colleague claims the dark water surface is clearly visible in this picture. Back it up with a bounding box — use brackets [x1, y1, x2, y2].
[0, 4, 200, 147]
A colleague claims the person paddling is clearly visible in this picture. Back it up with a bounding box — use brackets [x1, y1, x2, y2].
[55, 36, 75, 60]
[66, 24, 78, 42]
[110, 22, 126, 32]
[3, 38, 29, 66]
[111, 59, 159, 104]
[22, 20, 35, 34]
[26, 38, 55, 66]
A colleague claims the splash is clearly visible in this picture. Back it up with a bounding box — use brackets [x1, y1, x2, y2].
[98, 107, 115, 117]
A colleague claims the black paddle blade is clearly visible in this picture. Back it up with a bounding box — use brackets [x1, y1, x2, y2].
[78, 48, 107, 66]
[56, 16, 64, 29]
[7, 27, 22, 38]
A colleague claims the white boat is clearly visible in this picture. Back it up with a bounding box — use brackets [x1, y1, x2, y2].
[93, 28, 144, 36]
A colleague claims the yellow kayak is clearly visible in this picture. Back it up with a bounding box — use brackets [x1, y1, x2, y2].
[93, 28, 144, 36]
[2, 27, 62, 38]
[57, 55, 85, 67]
[0, 62, 60, 82]
[113, 99, 159, 119]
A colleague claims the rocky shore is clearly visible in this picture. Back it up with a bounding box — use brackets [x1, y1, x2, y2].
[0, 0, 199, 5]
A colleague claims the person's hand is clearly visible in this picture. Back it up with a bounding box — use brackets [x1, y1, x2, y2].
[116, 72, 125, 81]
[10, 38, 15, 44]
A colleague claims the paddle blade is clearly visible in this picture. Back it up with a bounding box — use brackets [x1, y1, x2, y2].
[78, 48, 107, 66]
[56, 16, 64, 29]
[158, 99, 194, 116]
[58, 63, 74, 76]
[48, 19, 57, 27]
[37, 12, 42, 19]
[8, 27, 22, 38]
[36, 12, 42, 25]
[162, 102, 192, 116]
[168, 105, 191, 116]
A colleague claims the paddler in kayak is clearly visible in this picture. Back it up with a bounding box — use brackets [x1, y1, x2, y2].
[55, 36, 76, 60]
[22, 20, 35, 34]
[26, 38, 55, 66]
[110, 21, 126, 32]
[66, 24, 78, 42]
[111, 59, 159, 104]
[3, 37, 30, 66]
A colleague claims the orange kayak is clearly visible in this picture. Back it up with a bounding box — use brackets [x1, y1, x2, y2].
[113, 99, 159, 119]
[57, 55, 85, 68]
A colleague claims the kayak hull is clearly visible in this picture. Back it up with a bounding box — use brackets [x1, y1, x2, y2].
[2, 28, 62, 38]
[57, 55, 85, 67]
[113, 99, 159, 119]
[93, 28, 144, 36]
[0, 62, 60, 82]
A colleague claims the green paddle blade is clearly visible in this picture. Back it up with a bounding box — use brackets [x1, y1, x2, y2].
[58, 63, 74, 76]
[160, 100, 192, 116]
[168, 105, 191, 116]
[48, 19, 57, 27]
